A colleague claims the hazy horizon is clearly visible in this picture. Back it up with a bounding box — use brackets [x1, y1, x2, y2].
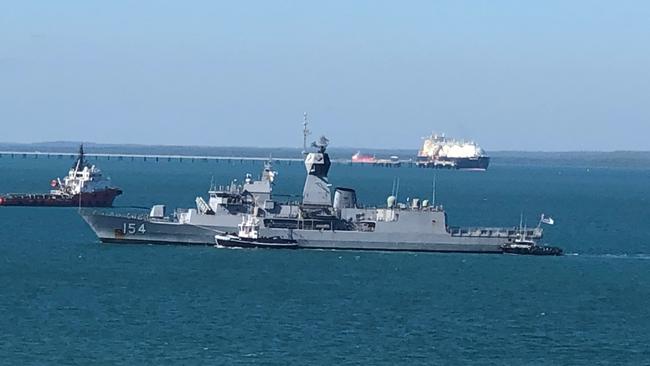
[2, 1, 649, 151]
[1, 140, 650, 154]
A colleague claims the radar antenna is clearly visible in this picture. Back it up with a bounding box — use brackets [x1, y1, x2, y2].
[74, 144, 85, 171]
[311, 136, 329, 153]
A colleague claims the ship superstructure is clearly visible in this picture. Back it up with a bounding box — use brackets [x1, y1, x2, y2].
[0, 145, 122, 207]
[416, 133, 490, 170]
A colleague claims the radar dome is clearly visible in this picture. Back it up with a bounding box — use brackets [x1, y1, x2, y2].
[387, 195, 397, 208]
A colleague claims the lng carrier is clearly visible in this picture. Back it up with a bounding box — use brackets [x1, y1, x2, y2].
[0, 145, 122, 207]
[80, 133, 560, 255]
[416, 133, 490, 170]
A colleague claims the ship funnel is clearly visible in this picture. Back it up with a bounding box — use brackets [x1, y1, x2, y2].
[333, 188, 357, 210]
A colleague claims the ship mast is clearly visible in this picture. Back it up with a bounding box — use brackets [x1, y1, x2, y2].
[74, 144, 85, 171]
[302, 112, 310, 155]
[77, 144, 85, 211]
[432, 174, 437, 208]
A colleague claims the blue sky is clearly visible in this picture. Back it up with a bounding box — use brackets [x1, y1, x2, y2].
[1, 1, 649, 150]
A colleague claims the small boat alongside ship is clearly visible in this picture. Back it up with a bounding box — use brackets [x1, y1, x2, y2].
[501, 228, 563, 256]
[501, 241, 563, 256]
[0, 145, 122, 207]
[215, 215, 298, 249]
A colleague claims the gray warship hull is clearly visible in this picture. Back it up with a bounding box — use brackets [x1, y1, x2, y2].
[260, 228, 505, 253]
[82, 210, 529, 254]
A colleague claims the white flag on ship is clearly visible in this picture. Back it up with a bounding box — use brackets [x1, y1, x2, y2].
[540, 214, 555, 225]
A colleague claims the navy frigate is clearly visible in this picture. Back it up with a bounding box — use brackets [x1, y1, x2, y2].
[80, 133, 561, 255]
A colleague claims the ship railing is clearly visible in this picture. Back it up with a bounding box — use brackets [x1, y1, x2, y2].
[449, 226, 543, 238]
[81, 209, 152, 221]
[2, 193, 60, 199]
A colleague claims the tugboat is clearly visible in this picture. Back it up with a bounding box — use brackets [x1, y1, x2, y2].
[501, 237, 563, 256]
[500, 216, 563, 256]
[0, 145, 122, 207]
[215, 215, 298, 249]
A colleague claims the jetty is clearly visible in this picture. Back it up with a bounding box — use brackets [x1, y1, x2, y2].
[0, 150, 409, 167]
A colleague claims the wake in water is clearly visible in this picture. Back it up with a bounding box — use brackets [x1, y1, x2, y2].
[566, 253, 650, 260]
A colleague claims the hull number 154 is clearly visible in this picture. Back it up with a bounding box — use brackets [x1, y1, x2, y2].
[122, 223, 146, 235]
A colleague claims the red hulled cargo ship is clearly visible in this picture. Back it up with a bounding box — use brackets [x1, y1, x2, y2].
[351, 151, 377, 164]
[0, 145, 122, 207]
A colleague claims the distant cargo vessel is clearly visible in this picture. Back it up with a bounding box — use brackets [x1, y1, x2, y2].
[351, 151, 377, 164]
[416, 133, 490, 170]
[0, 145, 122, 207]
[351, 151, 400, 167]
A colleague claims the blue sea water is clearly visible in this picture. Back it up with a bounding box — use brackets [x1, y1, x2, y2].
[1, 155, 649, 365]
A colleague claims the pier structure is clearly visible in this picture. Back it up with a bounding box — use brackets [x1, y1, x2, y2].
[0, 151, 409, 167]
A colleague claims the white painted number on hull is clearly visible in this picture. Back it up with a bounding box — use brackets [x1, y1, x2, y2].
[123, 223, 146, 234]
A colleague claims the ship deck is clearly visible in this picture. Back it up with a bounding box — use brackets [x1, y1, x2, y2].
[449, 227, 542, 238]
